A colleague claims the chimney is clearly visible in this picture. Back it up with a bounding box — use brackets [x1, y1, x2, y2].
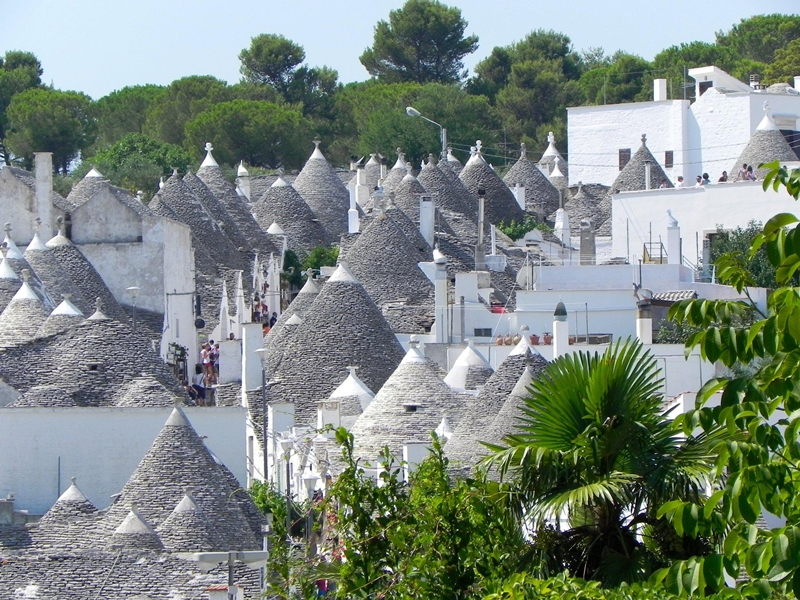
[34, 153, 53, 239]
[241, 323, 264, 394]
[653, 78, 667, 101]
[795, 76, 800, 90]
[749, 74, 761, 90]
[475, 188, 486, 271]
[419, 195, 435, 247]
[403, 442, 430, 482]
[236, 161, 250, 200]
[348, 195, 359, 234]
[644, 159, 652, 190]
[553, 301, 569, 358]
[490, 224, 497, 256]
[433, 247, 448, 344]
[355, 165, 370, 207]
[317, 398, 341, 434]
[636, 298, 653, 345]
[513, 183, 526, 210]
[667, 210, 681, 265]
[579, 220, 596, 265]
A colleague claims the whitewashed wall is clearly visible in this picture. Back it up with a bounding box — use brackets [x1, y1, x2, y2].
[568, 100, 688, 186]
[0, 406, 246, 515]
[0, 169, 39, 244]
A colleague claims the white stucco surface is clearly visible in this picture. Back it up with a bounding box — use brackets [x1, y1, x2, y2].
[0, 406, 246, 515]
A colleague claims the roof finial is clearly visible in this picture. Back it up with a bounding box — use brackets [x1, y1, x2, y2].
[33, 217, 41, 232]
[56, 216, 66, 237]
[204, 142, 213, 154]
[396, 147, 402, 157]
[641, 133, 647, 145]
[547, 131, 555, 144]
[408, 335, 420, 349]
[136, 191, 144, 203]
[172, 168, 179, 177]
[475, 140, 483, 154]
[428, 153, 436, 166]
[469, 146, 477, 156]
[405, 163, 413, 176]
[70, 476, 76, 486]
[520, 142, 526, 158]
[21, 268, 30, 283]
[347, 365, 357, 377]
[312, 137, 321, 149]
[95, 296, 103, 313]
[4, 222, 11, 236]
[0, 244, 7, 259]
[763, 101, 771, 114]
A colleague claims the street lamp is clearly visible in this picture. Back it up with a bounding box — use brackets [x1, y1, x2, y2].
[406, 106, 447, 161]
[279, 435, 294, 538]
[126, 286, 140, 332]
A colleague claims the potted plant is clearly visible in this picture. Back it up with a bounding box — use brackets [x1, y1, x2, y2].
[543, 332, 552, 345]
[530, 333, 540, 345]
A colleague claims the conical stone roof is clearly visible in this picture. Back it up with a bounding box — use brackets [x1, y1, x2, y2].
[384, 201, 432, 262]
[252, 178, 330, 257]
[538, 131, 568, 178]
[156, 488, 217, 552]
[391, 170, 428, 221]
[443, 340, 494, 392]
[459, 146, 524, 225]
[445, 148, 463, 176]
[610, 134, 673, 192]
[293, 140, 350, 240]
[548, 158, 569, 194]
[101, 407, 261, 551]
[264, 277, 320, 349]
[0, 250, 21, 313]
[268, 263, 405, 425]
[340, 214, 434, 334]
[36, 295, 84, 338]
[0, 273, 49, 346]
[445, 343, 548, 471]
[503, 143, 561, 216]
[417, 155, 476, 218]
[381, 150, 408, 193]
[46, 233, 127, 323]
[38, 477, 98, 526]
[330, 366, 375, 417]
[35, 477, 99, 549]
[364, 154, 383, 190]
[24, 235, 91, 316]
[183, 170, 251, 252]
[350, 343, 469, 461]
[108, 504, 164, 551]
[731, 104, 798, 179]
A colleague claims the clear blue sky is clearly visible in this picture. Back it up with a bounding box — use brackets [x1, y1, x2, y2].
[2, 0, 798, 99]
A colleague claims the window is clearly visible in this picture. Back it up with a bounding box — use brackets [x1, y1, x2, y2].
[619, 149, 631, 171]
[664, 151, 674, 169]
[474, 328, 492, 338]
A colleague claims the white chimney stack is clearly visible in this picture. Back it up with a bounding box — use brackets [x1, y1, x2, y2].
[653, 79, 667, 102]
[644, 160, 652, 191]
[355, 166, 370, 207]
[667, 210, 681, 265]
[34, 152, 53, 239]
[513, 183, 526, 210]
[433, 248, 448, 343]
[475, 189, 486, 271]
[348, 196, 359, 234]
[419, 195, 435, 247]
[636, 299, 653, 345]
[553, 301, 569, 358]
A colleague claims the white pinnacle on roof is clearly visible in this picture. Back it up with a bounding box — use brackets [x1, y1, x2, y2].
[2, 225, 23, 260]
[435, 415, 453, 440]
[158, 177, 165, 190]
[84, 167, 104, 178]
[465, 141, 486, 167]
[51, 295, 83, 317]
[172, 487, 200, 513]
[0, 254, 18, 279]
[271, 176, 290, 188]
[164, 405, 191, 427]
[551, 157, 565, 178]
[267, 222, 286, 235]
[200, 142, 218, 168]
[310, 138, 325, 160]
[400, 341, 426, 365]
[237, 161, 249, 176]
[26, 232, 48, 252]
[392, 149, 407, 170]
[542, 131, 561, 158]
[446, 147, 461, 164]
[757, 101, 779, 131]
[328, 262, 358, 283]
[12, 271, 39, 301]
[114, 503, 157, 535]
[444, 340, 492, 389]
[509, 325, 538, 356]
[367, 153, 379, 166]
[330, 366, 375, 400]
[57, 477, 89, 503]
[286, 313, 303, 325]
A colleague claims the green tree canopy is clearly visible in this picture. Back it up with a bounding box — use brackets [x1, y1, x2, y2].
[764, 37, 800, 85]
[716, 13, 800, 64]
[94, 85, 166, 147]
[360, 0, 479, 84]
[579, 52, 651, 105]
[142, 75, 231, 146]
[6, 87, 96, 173]
[239, 34, 306, 92]
[486, 340, 722, 585]
[0, 50, 42, 165]
[183, 99, 311, 169]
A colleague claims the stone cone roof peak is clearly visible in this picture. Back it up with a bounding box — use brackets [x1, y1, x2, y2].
[271, 176, 290, 187]
[330, 366, 374, 400]
[367, 153, 379, 166]
[298, 276, 319, 295]
[2, 232, 23, 260]
[200, 142, 219, 168]
[237, 161, 249, 176]
[757, 101, 779, 131]
[12, 276, 39, 302]
[401, 345, 426, 364]
[286, 313, 303, 325]
[444, 340, 494, 391]
[392, 149, 407, 170]
[551, 158, 565, 178]
[543, 131, 560, 158]
[266, 221, 285, 235]
[51, 295, 83, 317]
[310, 138, 325, 160]
[328, 262, 358, 283]
[87, 296, 110, 321]
[173, 487, 200, 513]
[114, 503, 158, 535]
[165, 405, 192, 427]
[26, 232, 48, 252]
[0, 255, 18, 280]
[84, 167, 104, 179]
[58, 476, 90, 503]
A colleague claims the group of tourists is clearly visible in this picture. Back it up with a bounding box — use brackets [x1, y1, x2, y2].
[182, 341, 220, 405]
